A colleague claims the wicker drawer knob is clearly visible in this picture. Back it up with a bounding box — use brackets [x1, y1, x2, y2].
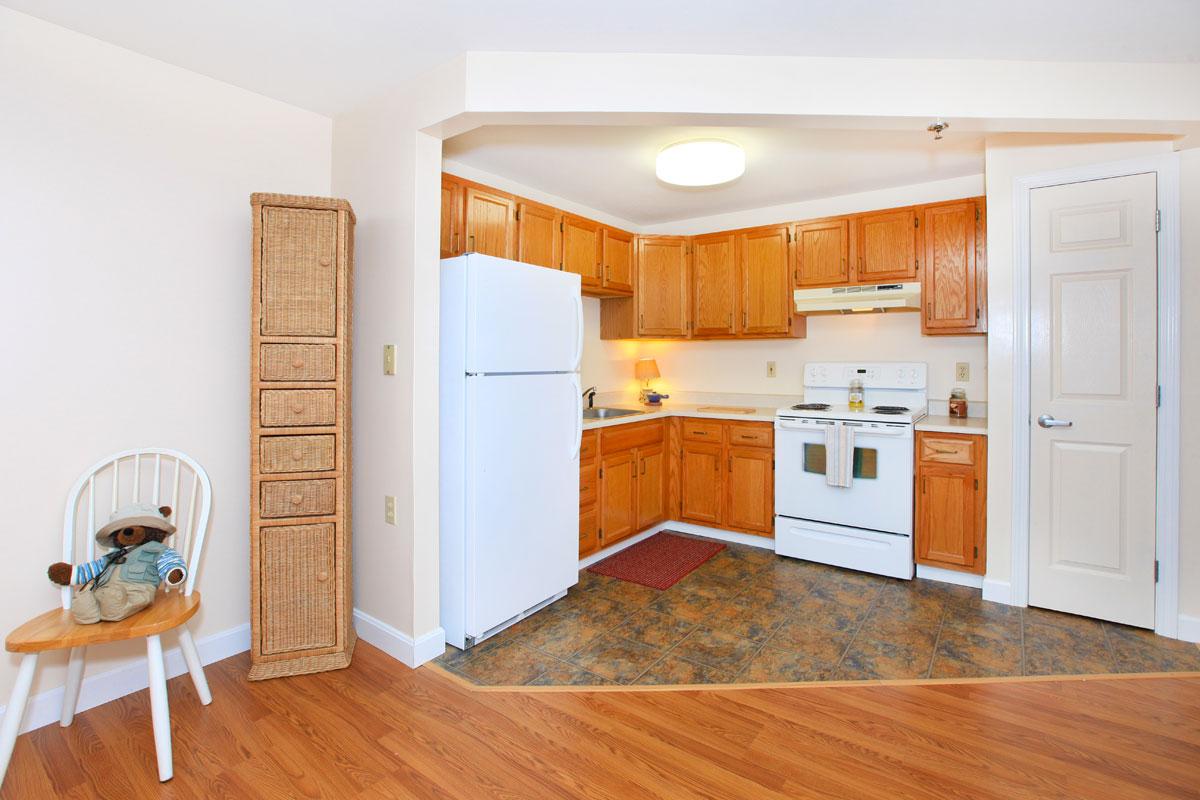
[291, 403, 304, 414]
[290, 494, 303, 506]
[291, 357, 305, 369]
[291, 450, 304, 461]
[319, 257, 332, 267]
[316, 571, 329, 582]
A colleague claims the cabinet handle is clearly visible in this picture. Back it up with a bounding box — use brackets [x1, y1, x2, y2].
[316, 571, 329, 582]
[291, 357, 305, 369]
[319, 257, 331, 267]
[728, 312, 733, 329]
[468, 234, 475, 252]
[290, 494, 303, 506]
[640, 314, 645, 330]
[641, 459, 646, 476]
[291, 404, 304, 415]
[291, 450, 304, 461]
[927, 302, 933, 319]
[742, 311, 748, 329]
[728, 456, 733, 472]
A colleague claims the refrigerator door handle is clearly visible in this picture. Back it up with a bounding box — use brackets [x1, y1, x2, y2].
[571, 293, 584, 372]
[570, 373, 583, 461]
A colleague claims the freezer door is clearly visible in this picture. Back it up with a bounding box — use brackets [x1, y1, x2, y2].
[465, 372, 581, 638]
[464, 254, 583, 374]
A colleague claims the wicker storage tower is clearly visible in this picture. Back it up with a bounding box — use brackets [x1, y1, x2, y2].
[249, 193, 355, 680]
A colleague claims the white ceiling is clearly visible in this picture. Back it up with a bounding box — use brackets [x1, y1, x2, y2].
[4, 0, 1199, 115]
[444, 126, 986, 224]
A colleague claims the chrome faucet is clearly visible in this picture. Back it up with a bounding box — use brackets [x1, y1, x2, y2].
[582, 386, 597, 408]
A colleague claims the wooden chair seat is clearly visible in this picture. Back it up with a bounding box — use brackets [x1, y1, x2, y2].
[6, 592, 201, 654]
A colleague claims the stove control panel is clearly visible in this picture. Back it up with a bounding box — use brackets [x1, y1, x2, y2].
[804, 362, 927, 390]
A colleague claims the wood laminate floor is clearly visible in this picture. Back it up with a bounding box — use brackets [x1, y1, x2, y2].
[2, 641, 1198, 799]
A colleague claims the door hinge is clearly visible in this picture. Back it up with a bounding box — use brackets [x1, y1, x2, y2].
[976, 207, 981, 222]
[515, 209, 521, 221]
[1155, 209, 1161, 232]
[1155, 560, 1160, 582]
[914, 217, 919, 228]
[1157, 384, 1162, 408]
[973, 546, 979, 559]
[976, 307, 981, 321]
[974, 478, 979, 490]
[599, 467, 604, 479]
[560, 221, 564, 232]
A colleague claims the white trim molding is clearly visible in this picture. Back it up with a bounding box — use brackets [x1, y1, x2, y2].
[353, 609, 445, 668]
[915, 564, 984, 589]
[0, 623, 249, 736]
[1177, 615, 1200, 645]
[578, 521, 773, 570]
[1011, 152, 1182, 638]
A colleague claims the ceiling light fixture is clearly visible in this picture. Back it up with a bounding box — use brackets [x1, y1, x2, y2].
[655, 139, 745, 187]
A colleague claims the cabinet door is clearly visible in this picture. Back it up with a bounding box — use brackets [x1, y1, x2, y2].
[464, 186, 516, 259]
[921, 201, 978, 332]
[579, 506, 599, 558]
[636, 443, 667, 530]
[440, 175, 464, 259]
[600, 449, 637, 545]
[739, 225, 792, 335]
[259, 523, 337, 654]
[680, 441, 723, 525]
[691, 232, 737, 336]
[794, 219, 849, 287]
[601, 227, 635, 293]
[261, 206, 337, 336]
[516, 201, 561, 269]
[636, 236, 690, 336]
[856, 208, 917, 283]
[917, 464, 977, 570]
[562, 214, 601, 289]
[725, 447, 774, 534]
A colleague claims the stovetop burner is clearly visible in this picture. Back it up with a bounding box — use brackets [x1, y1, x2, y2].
[790, 403, 832, 411]
[871, 405, 911, 415]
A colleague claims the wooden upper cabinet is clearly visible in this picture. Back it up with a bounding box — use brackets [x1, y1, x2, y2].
[561, 214, 601, 289]
[739, 225, 792, 335]
[636, 236, 690, 337]
[600, 227, 635, 293]
[856, 208, 917, 283]
[516, 200, 561, 269]
[922, 200, 980, 333]
[691, 233, 737, 336]
[464, 185, 516, 259]
[726, 447, 773, 534]
[440, 175, 465, 259]
[794, 219, 850, 287]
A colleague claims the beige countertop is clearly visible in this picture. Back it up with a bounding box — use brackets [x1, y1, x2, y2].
[915, 415, 989, 436]
[581, 402, 778, 430]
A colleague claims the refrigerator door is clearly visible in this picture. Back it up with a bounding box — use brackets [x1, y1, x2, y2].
[464, 371, 580, 638]
[462, 254, 583, 374]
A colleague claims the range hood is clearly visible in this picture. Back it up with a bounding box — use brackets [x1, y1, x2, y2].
[793, 282, 921, 314]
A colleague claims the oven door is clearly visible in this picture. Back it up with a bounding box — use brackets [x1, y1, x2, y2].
[774, 417, 914, 536]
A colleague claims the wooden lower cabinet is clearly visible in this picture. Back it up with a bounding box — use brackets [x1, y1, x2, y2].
[636, 443, 667, 530]
[680, 441, 723, 525]
[679, 419, 774, 537]
[578, 430, 600, 558]
[915, 431, 987, 574]
[725, 447, 774, 534]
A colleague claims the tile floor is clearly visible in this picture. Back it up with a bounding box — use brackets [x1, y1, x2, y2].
[435, 534, 1200, 687]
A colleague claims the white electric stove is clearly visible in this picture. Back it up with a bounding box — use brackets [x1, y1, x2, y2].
[774, 362, 928, 580]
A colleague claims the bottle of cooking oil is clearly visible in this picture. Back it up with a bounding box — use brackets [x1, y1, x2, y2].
[848, 378, 865, 411]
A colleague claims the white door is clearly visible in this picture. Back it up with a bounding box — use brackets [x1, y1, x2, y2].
[464, 372, 580, 638]
[465, 254, 583, 374]
[1028, 172, 1158, 628]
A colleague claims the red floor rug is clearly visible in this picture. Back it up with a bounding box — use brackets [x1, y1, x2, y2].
[587, 533, 725, 590]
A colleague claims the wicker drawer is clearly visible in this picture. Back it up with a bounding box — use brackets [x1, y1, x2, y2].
[261, 344, 336, 381]
[261, 478, 336, 518]
[727, 424, 773, 449]
[260, 434, 335, 473]
[919, 435, 975, 466]
[258, 522, 337, 655]
[260, 389, 336, 427]
[682, 419, 724, 443]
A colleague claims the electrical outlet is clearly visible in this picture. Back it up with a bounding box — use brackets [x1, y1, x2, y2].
[384, 495, 397, 525]
[383, 344, 396, 376]
[767, 361, 777, 378]
[956, 362, 970, 382]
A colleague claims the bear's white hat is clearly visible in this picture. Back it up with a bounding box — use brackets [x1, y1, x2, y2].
[95, 502, 176, 544]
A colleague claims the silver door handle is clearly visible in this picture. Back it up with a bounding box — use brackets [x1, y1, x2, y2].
[1037, 414, 1073, 429]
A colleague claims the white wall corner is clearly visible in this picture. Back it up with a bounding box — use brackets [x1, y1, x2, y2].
[981, 578, 1015, 605]
[1176, 615, 1200, 644]
[0, 623, 250, 736]
[353, 608, 445, 668]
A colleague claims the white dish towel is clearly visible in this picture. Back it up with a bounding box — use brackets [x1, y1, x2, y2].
[824, 422, 855, 488]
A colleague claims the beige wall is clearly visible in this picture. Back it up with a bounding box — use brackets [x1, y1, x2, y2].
[0, 9, 332, 700]
[1179, 148, 1200, 624]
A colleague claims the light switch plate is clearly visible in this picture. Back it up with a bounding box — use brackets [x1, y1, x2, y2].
[767, 361, 777, 378]
[384, 495, 397, 525]
[383, 344, 396, 375]
[956, 362, 970, 382]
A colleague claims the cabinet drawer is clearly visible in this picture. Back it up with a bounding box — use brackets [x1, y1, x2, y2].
[260, 389, 336, 427]
[920, 436, 975, 466]
[727, 424, 773, 448]
[682, 419, 724, 443]
[260, 344, 336, 381]
[580, 461, 598, 508]
[258, 522, 337, 654]
[260, 434, 335, 473]
[580, 430, 598, 462]
[261, 478, 336, 518]
[600, 419, 663, 452]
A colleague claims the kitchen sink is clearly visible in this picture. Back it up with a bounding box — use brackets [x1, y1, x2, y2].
[582, 407, 644, 420]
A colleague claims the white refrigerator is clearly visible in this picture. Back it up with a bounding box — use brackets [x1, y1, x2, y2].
[440, 254, 584, 649]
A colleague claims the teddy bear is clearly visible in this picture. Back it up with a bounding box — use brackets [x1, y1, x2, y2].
[47, 502, 188, 624]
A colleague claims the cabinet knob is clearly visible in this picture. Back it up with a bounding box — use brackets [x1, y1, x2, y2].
[291, 450, 304, 461]
[316, 571, 329, 582]
[291, 357, 305, 369]
[290, 494, 303, 505]
[291, 404, 304, 414]
[319, 257, 332, 267]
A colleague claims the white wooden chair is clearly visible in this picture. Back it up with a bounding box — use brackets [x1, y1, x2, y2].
[0, 448, 214, 785]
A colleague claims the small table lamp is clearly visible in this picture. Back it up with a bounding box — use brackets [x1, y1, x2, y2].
[635, 357, 661, 404]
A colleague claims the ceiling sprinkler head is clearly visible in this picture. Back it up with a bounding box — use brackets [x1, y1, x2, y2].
[927, 119, 950, 141]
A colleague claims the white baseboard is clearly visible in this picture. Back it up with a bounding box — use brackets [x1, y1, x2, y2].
[352, 608, 445, 668]
[915, 564, 984, 589]
[982, 578, 1016, 605]
[578, 521, 772, 569]
[1177, 614, 1200, 644]
[1, 622, 249, 736]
